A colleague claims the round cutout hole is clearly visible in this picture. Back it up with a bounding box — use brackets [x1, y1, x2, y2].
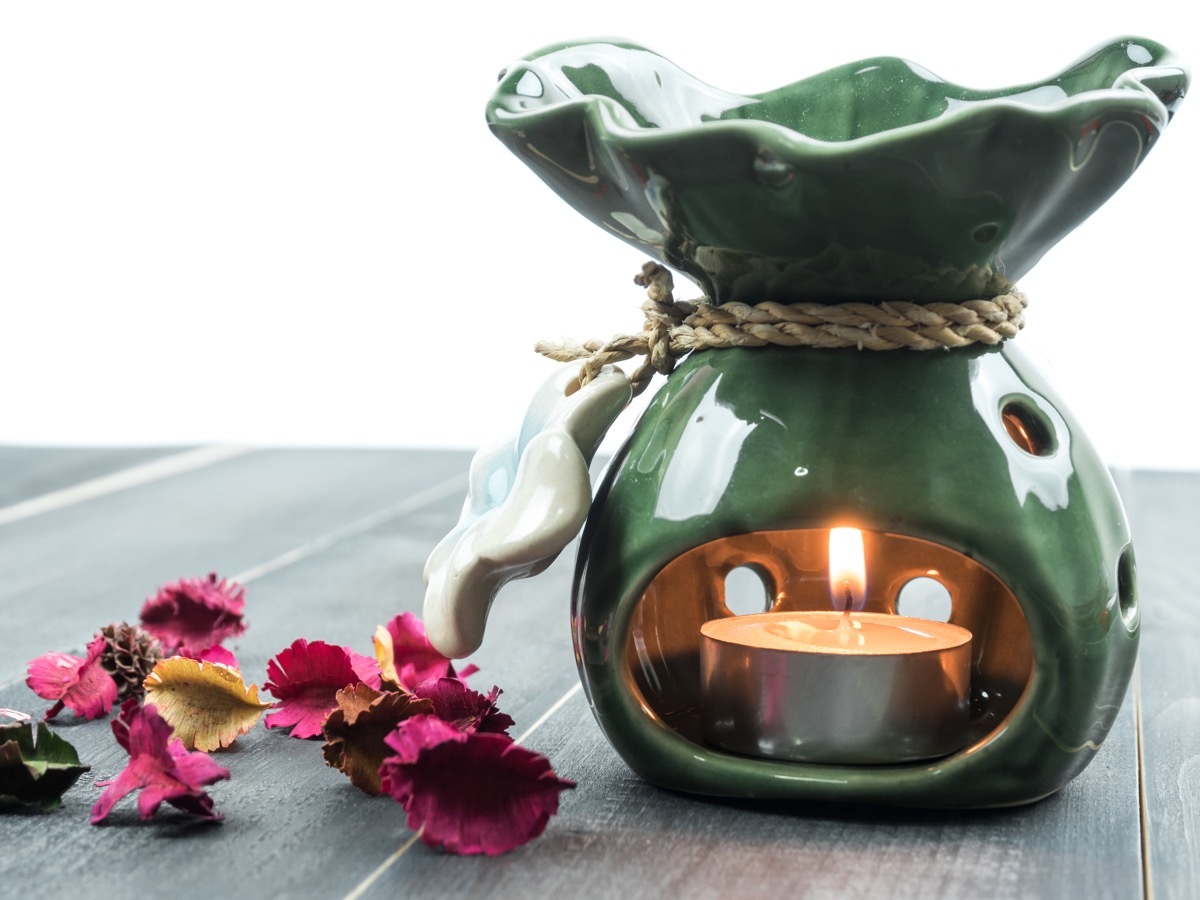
[896, 576, 953, 622]
[723, 565, 773, 616]
[1001, 400, 1055, 457]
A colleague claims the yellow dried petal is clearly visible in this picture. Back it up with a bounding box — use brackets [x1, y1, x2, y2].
[373, 625, 402, 690]
[143, 657, 271, 751]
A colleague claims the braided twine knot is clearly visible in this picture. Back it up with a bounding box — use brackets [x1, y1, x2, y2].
[536, 262, 1028, 397]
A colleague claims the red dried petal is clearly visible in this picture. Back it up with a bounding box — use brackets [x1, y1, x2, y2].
[380, 613, 458, 691]
[139, 573, 246, 654]
[25, 636, 118, 721]
[91, 698, 230, 824]
[414, 678, 514, 736]
[180, 645, 240, 668]
[379, 715, 575, 855]
[262, 639, 382, 739]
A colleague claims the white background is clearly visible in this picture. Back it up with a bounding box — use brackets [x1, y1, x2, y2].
[2, 2, 1196, 469]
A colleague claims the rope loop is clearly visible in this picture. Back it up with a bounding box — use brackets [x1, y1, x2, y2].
[535, 262, 1027, 396]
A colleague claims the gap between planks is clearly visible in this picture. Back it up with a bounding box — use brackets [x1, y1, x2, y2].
[6, 444, 585, 892]
[341, 681, 585, 900]
[0, 469, 467, 693]
[0, 443, 254, 527]
[1135, 662, 1154, 900]
[229, 474, 467, 585]
[1116, 466, 1152, 899]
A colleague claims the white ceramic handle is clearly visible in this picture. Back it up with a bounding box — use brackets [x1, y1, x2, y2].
[423, 366, 631, 658]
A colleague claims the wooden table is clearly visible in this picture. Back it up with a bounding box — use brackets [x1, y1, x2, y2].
[2, 447, 1197, 899]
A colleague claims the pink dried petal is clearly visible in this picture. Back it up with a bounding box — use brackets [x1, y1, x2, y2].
[25, 636, 118, 721]
[180, 645, 240, 668]
[379, 715, 575, 855]
[139, 573, 246, 654]
[91, 698, 230, 824]
[414, 678, 514, 736]
[262, 639, 382, 739]
[382, 711, 463, 763]
[165, 738, 230, 793]
[382, 613, 459, 690]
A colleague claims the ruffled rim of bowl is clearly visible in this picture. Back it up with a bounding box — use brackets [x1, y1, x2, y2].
[487, 36, 1187, 158]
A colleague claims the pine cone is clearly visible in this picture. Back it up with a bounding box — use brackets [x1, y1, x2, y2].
[97, 622, 164, 700]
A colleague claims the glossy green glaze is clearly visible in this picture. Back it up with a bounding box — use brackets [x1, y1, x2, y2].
[486, 37, 1186, 807]
[488, 38, 1187, 302]
[573, 345, 1136, 806]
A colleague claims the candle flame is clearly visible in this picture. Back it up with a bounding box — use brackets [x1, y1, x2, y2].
[828, 527, 866, 612]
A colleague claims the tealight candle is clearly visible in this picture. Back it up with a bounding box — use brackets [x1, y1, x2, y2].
[699, 528, 973, 764]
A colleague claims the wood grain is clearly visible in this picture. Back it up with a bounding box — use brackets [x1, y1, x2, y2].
[0, 448, 578, 898]
[361, 685, 1141, 900]
[1126, 471, 1200, 899]
[5, 450, 1192, 899]
[0, 448, 469, 683]
[0, 445, 190, 507]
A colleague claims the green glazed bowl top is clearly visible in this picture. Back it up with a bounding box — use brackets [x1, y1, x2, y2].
[488, 38, 1187, 302]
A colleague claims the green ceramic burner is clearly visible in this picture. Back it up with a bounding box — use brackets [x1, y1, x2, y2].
[575, 344, 1134, 806]
[475, 38, 1189, 807]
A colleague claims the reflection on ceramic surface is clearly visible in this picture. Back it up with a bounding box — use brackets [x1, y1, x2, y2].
[572, 345, 1136, 807]
[423, 365, 630, 659]
[652, 370, 758, 522]
[488, 38, 1187, 302]
[968, 351, 1073, 510]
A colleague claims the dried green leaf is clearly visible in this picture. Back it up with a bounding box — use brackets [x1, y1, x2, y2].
[0, 722, 90, 811]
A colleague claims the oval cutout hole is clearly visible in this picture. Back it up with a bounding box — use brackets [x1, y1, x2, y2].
[896, 576, 953, 623]
[723, 566, 773, 616]
[1118, 545, 1137, 629]
[1001, 400, 1055, 457]
[972, 222, 1000, 244]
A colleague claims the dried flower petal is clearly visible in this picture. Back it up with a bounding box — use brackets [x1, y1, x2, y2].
[25, 636, 118, 721]
[263, 639, 382, 739]
[139, 573, 246, 654]
[180, 645, 240, 668]
[321, 684, 433, 795]
[379, 715, 575, 855]
[142, 657, 271, 751]
[414, 678, 514, 736]
[374, 613, 461, 691]
[91, 698, 230, 824]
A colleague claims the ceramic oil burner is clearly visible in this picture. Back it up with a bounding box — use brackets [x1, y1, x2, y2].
[426, 37, 1188, 808]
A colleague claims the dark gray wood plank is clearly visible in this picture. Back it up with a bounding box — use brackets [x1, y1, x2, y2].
[1125, 470, 1200, 898]
[365, 684, 1141, 900]
[0, 445, 191, 507]
[355, 479, 1150, 900]
[0, 452, 1157, 900]
[0, 461, 578, 899]
[0, 448, 469, 683]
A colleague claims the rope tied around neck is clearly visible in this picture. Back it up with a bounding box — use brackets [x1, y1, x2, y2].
[536, 262, 1028, 396]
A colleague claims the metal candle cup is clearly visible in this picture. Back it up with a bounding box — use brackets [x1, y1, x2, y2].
[700, 611, 973, 764]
